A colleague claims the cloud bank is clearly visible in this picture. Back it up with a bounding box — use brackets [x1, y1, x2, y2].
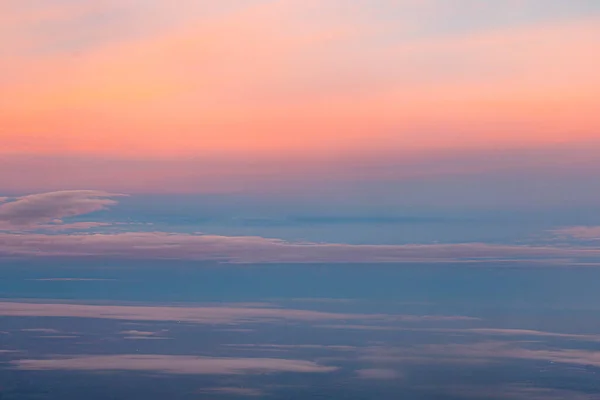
[0, 190, 599, 265]
[2, 230, 600, 264]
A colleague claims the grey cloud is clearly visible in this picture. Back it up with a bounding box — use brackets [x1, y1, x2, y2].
[198, 387, 264, 396]
[442, 384, 597, 400]
[356, 368, 401, 380]
[30, 278, 116, 281]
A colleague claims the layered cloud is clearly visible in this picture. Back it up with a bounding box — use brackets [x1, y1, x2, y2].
[362, 341, 600, 368]
[2, 190, 600, 264]
[11, 354, 336, 375]
[0, 301, 471, 325]
[2, 231, 600, 264]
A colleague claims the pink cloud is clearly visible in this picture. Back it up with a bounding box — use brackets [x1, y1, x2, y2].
[385, 327, 600, 342]
[553, 226, 600, 240]
[38, 222, 113, 231]
[0, 190, 122, 231]
[1, 230, 600, 264]
[227, 344, 357, 352]
[120, 330, 163, 337]
[12, 354, 336, 375]
[0, 301, 380, 324]
[362, 341, 600, 368]
[0, 301, 472, 325]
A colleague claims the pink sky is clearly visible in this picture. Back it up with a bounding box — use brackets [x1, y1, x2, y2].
[1, 0, 599, 192]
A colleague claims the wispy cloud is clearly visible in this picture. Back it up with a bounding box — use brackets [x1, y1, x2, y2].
[0, 301, 383, 325]
[0, 190, 122, 231]
[379, 327, 600, 342]
[30, 278, 116, 282]
[553, 226, 600, 240]
[197, 387, 264, 397]
[11, 354, 337, 375]
[120, 330, 163, 337]
[120, 329, 169, 340]
[362, 341, 600, 368]
[2, 230, 600, 264]
[356, 368, 401, 380]
[226, 344, 356, 352]
[441, 384, 596, 400]
[0, 301, 472, 325]
[20, 328, 62, 334]
[2, 190, 600, 264]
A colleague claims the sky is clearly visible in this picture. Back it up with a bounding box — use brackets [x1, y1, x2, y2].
[2, 1, 600, 399]
[1, 0, 600, 195]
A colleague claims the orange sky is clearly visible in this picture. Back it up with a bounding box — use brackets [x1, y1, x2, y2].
[1, 0, 600, 191]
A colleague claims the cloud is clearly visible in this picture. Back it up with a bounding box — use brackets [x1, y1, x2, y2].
[226, 344, 356, 352]
[11, 354, 337, 375]
[120, 329, 169, 340]
[443, 384, 595, 400]
[0, 301, 389, 325]
[0, 301, 475, 329]
[198, 387, 264, 397]
[363, 341, 600, 368]
[39, 222, 114, 231]
[457, 328, 600, 341]
[0, 190, 122, 231]
[21, 328, 61, 334]
[31, 278, 115, 281]
[120, 330, 162, 337]
[2, 190, 600, 265]
[389, 327, 600, 342]
[317, 324, 399, 331]
[553, 226, 600, 240]
[356, 368, 401, 380]
[36, 335, 79, 339]
[1, 230, 600, 264]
